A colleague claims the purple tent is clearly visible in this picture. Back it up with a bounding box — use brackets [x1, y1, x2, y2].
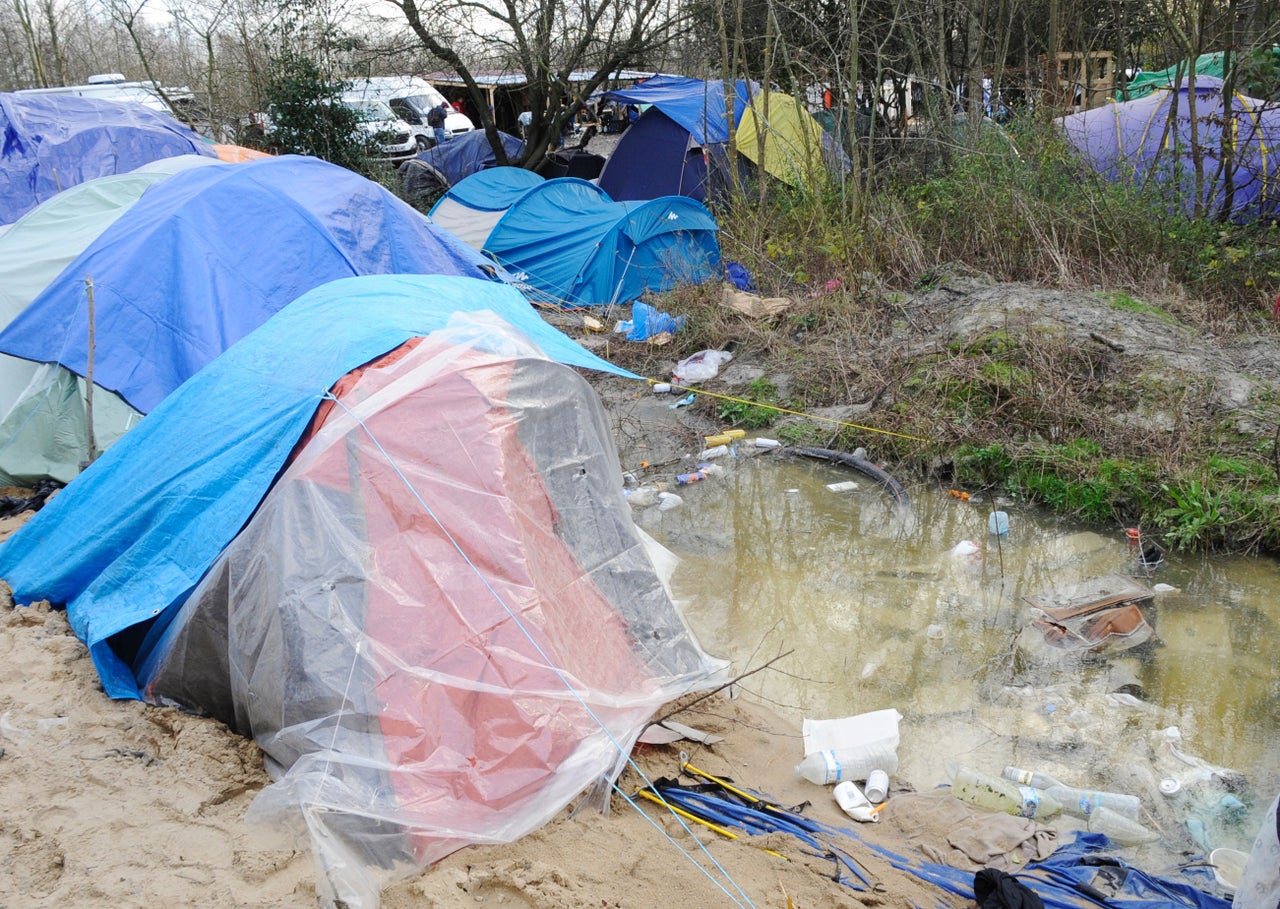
[1057, 77, 1280, 221]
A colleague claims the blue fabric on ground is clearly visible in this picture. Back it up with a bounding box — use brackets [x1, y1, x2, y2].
[0, 155, 498, 414]
[0, 92, 215, 224]
[0, 274, 639, 699]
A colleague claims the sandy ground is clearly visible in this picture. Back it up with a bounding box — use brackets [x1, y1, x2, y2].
[0, 554, 968, 909]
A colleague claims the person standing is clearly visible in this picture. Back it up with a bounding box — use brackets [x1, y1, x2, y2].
[426, 101, 448, 147]
[517, 109, 533, 140]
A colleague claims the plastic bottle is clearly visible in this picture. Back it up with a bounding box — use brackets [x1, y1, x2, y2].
[625, 485, 663, 508]
[676, 470, 707, 485]
[1002, 766, 1062, 790]
[951, 766, 1062, 819]
[826, 481, 859, 493]
[698, 445, 730, 460]
[753, 438, 782, 449]
[703, 433, 733, 447]
[1044, 785, 1143, 820]
[651, 383, 672, 394]
[833, 781, 878, 823]
[723, 429, 746, 440]
[796, 748, 893, 786]
[1087, 806, 1158, 845]
[865, 769, 889, 803]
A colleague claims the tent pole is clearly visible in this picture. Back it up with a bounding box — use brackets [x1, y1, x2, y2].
[82, 275, 97, 470]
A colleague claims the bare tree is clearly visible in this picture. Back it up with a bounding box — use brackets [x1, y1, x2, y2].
[383, 0, 689, 166]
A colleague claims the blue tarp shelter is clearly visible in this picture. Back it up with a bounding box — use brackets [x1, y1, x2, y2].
[0, 92, 215, 224]
[0, 155, 498, 414]
[430, 167, 720, 306]
[0, 273, 638, 700]
[1058, 77, 1280, 222]
[407, 128, 525, 186]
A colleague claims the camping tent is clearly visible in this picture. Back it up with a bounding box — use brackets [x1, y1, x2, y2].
[1057, 77, 1280, 222]
[0, 158, 234, 485]
[736, 91, 840, 188]
[599, 76, 754, 201]
[0, 273, 724, 905]
[400, 128, 524, 205]
[597, 108, 710, 200]
[0, 92, 216, 224]
[429, 167, 720, 307]
[0, 155, 498, 417]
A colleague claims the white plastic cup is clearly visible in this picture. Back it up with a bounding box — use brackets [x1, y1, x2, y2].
[865, 769, 889, 803]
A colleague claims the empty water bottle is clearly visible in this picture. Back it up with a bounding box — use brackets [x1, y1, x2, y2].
[1002, 766, 1062, 789]
[1088, 806, 1158, 845]
[797, 748, 890, 786]
[834, 781, 877, 823]
[1044, 784, 1142, 820]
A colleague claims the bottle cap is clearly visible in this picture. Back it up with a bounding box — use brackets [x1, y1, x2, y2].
[1159, 778, 1181, 796]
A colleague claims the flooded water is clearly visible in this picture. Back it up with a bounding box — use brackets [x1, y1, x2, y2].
[632, 450, 1280, 865]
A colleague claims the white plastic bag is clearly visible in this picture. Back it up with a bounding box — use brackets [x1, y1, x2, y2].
[802, 708, 902, 775]
[672, 349, 733, 384]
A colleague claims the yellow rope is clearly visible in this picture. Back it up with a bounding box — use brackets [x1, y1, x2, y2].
[649, 378, 928, 443]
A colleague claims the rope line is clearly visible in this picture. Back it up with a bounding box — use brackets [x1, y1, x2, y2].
[320, 391, 759, 909]
[648, 378, 928, 443]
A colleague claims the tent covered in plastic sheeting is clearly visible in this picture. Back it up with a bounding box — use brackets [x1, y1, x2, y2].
[1057, 78, 1280, 222]
[429, 167, 720, 307]
[0, 92, 216, 224]
[400, 128, 525, 203]
[0, 273, 724, 907]
[0, 155, 499, 416]
[0, 158, 230, 485]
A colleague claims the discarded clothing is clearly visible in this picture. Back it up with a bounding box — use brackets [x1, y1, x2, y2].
[976, 868, 1046, 909]
[879, 791, 1057, 872]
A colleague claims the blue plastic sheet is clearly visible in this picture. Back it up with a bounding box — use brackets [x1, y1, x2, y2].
[0, 274, 639, 699]
[601, 75, 757, 145]
[0, 155, 498, 414]
[0, 92, 215, 224]
[625, 301, 685, 340]
[412, 128, 524, 185]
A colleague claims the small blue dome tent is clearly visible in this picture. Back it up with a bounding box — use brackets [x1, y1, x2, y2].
[1058, 77, 1280, 222]
[0, 92, 216, 224]
[429, 167, 720, 307]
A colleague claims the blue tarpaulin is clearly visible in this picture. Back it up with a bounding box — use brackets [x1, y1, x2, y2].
[602, 75, 756, 145]
[0, 92, 215, 224]
[0, 155, 498, 414]
[412, 128, 525, 185]
[0, 274, 639, 700]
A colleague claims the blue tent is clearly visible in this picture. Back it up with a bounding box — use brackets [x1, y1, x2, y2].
[0, 273, 638, 700]
[430, 167, 720, 307]
[597, 108, 709, 201]
[0, 92, 216, 224]
[0, 155, 498, 414]
[1058, 77, 1280, 221]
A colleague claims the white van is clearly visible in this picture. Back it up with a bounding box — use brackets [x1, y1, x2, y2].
[16, 73, 193, 116]
[345, 76, 474, 150]
[336, 95, 418, 163]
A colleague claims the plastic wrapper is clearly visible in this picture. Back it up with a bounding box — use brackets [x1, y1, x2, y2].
[141, 319, 726, 907]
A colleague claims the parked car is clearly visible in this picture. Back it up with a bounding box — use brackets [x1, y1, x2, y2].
[337, 96, 418, 163]
[345, 76, 474, 150]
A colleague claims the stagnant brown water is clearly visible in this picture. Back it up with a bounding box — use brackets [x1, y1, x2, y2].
[632, 449, 1280, 867]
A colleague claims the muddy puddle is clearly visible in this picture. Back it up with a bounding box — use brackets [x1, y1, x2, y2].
[631, 448, 1280, 868]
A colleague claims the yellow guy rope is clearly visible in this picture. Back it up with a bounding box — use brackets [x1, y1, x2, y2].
[650, 378, 928, 443]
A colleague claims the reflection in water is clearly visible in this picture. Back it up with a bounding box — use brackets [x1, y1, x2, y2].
[634, 453, 1280, 863]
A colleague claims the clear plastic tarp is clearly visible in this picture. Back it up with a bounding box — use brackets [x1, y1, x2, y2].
[140, 317, 726, 907]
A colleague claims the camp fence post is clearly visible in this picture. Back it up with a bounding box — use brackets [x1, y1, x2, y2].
[83, 275, 97, 470]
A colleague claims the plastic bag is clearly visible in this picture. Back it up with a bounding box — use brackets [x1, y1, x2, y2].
[672, 349, 733, 384]
[626, 301, 685, 341]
